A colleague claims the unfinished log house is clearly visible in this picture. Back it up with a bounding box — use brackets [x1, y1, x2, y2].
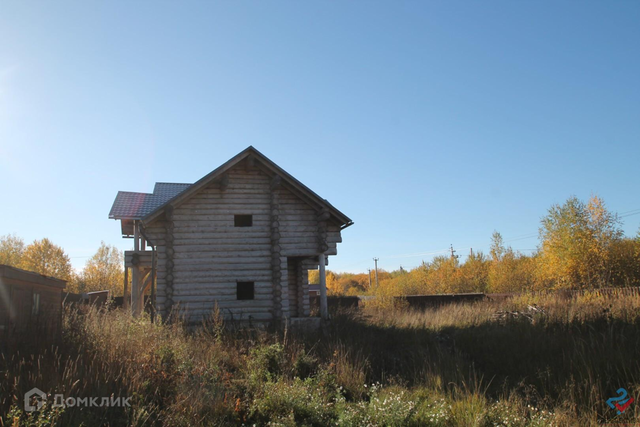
[109, 147, 352, 325]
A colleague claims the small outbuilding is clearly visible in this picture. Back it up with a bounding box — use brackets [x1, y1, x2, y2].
[0, 264, 67, 338]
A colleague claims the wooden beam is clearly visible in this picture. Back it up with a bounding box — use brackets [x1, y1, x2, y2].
[123, 264, 129, 310]
[133, 221, 140, 252]
[318, 253, 328, 320]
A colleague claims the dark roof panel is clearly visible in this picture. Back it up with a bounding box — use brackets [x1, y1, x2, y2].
[109, 183, 191, 219]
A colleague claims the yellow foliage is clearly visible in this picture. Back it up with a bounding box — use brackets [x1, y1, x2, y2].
[20, 238, 72, 281]
[0, 233, 25, 268]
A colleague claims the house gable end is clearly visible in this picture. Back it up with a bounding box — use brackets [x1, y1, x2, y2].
[141, 146, 352, 229]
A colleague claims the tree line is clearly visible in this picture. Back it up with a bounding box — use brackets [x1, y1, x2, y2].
[0, 236, 124, 295]
[2, 195, 638, 298]
[316, 195, 640, 296]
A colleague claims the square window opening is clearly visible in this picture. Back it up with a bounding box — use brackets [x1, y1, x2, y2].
[234, 214, 253, 227]
[237, 282, 255, 300]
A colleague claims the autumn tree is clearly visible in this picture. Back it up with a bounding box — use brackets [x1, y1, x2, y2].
[608, 237, 640, 287]
[20, 238, 72, 280]
[308, 269, 319, 285]
[459, 250, 489, 293]
[80, 242, 125, 295]
[426, 255, 460, 293]
[539, 195, 622, 289]
[486, 231, 534, 292]
[490, 231, 505, 262]
[0, 233, 25, 267]
[488, 248, 537, 293]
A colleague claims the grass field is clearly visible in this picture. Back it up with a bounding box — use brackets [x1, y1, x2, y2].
[2, 292, 639, 426]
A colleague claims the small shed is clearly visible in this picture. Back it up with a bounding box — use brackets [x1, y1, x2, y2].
[0, 265, 66, 338]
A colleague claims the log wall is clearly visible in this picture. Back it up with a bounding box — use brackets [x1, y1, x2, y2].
[144, 163, 342, 323]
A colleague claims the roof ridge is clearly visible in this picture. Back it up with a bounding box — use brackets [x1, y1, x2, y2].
[154, 182, 192, 185]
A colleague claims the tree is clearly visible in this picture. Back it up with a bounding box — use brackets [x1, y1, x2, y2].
[459, 250, 489, 293]
[81, 242, 124, 295]
[21, 238, 72, 280]
[488, 247, 537, 293]
[0, 233, 25, 267]
[538, 195, 622, 289]
[608, 238, 640, 287]
[490, 231, 505, 262]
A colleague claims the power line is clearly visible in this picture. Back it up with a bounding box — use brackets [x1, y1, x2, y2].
[619, 208, 640, 215]
[504, 233, 538, 243]
[385, 248, 452, 259]
[620, 211, 640, 219]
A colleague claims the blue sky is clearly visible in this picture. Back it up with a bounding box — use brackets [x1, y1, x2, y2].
[1, 1, 639, 273]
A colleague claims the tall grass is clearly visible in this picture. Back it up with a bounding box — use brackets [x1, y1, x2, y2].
[1, 292, 639, 426]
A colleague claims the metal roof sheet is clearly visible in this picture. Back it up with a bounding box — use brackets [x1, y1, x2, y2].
[108, 183, 191, 219]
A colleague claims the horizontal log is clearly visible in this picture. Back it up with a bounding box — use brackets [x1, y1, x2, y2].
[178, 204, 274, 212]
[227, 169, 267, 176]
[173, 236, 271, 245]
[173, 226, 271, 233]
[279, 225, 322, 232]
[217, 183, 270, 191]
[171, 296, 274, 305]
[175, 211, 271, 218]
[173, 210, 318, 218]
[171, 271, 273, 280]
[172, 250, 271, 259]
[174, 257, 270, 266]
[168, 219, 321, 228]
[171, 217, 271, 224]
[172, 230, 271, 238]
[172, 290, 274, 298]
[175, 304, 273, 313]
[184, 311, 273, 321]
[173, 262, 271, 271]
[327, 235, 342, 243]
[190, 195, 272, 204]
[171, 242, 272, 250]
[172, 281, 273, 290]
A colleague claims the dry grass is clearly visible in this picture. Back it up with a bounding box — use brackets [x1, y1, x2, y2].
[1, 292, 639, 426]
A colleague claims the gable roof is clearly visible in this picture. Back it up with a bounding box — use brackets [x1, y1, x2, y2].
[109, 183, 192, 220]
[141, 146, 352, 228]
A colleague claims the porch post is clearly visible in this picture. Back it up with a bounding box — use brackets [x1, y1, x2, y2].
[123, 263, 129, 310]
[131, 221, 141, 316]
[318, 253, 328, 320]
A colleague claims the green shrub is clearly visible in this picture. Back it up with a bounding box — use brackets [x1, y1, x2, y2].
[249, 378, 339, 426]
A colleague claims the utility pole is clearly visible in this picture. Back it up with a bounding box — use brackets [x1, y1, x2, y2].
[373, 257, 379, 289]
[367, 269, 372, 290]
[450, 244, 459, 260]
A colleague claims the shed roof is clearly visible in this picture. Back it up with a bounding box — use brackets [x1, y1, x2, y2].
[0, 264, 67, 288]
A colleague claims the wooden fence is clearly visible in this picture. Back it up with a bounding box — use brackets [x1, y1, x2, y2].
[486, 286, 640, 302]
[313, 287, 640, 311]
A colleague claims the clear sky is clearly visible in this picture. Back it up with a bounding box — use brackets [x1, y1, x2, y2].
[1, 1, 639, 274]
